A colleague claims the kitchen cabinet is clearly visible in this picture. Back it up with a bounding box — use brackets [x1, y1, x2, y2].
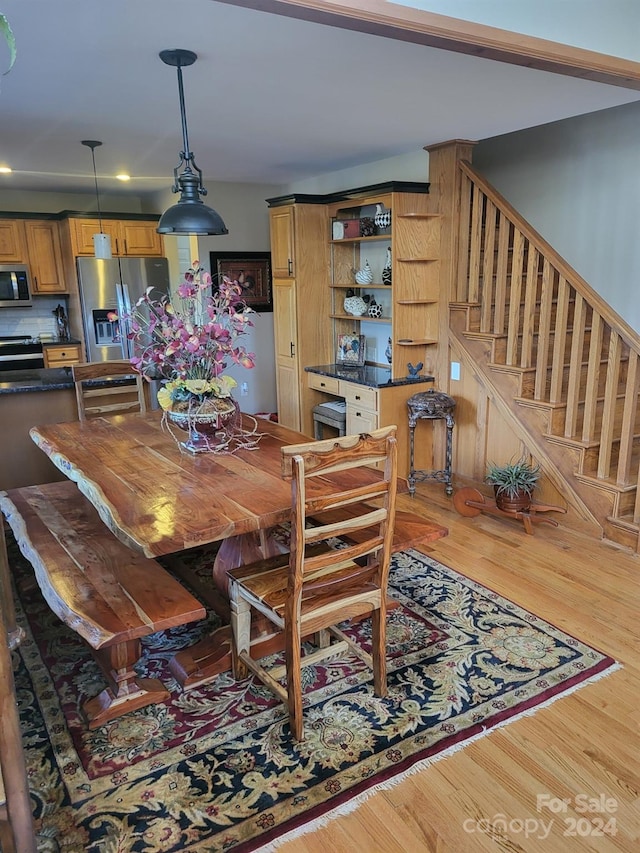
[24, 220, 67, 294]
[43, 343, 82, 368]
[269, 205, 296, 278]
[307, 368, 434, 474]
[0, 219, 26, 262]
[68, 218, 164, 257]
[267, 201, 331, 435]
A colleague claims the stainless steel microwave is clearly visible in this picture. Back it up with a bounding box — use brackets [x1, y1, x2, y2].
[0, 264, 32, 307]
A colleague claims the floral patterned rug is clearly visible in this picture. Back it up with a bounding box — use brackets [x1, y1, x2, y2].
[8, 538, 616, 852]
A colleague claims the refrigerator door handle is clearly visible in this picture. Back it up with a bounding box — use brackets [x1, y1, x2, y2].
[121, 283, 134, 360]
[115, 282, 129, 359]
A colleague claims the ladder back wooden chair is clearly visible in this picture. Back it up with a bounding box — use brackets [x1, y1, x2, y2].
[0, 521, 37, 852]
[227, 425, 398, 741]
[72, 360, 147, 421]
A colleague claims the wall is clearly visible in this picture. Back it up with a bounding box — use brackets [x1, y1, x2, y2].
[289, 149, 429, 196]
[149, 180, 285, 416]
[474, 100, 640, 332]
[0, 188, 148, 214]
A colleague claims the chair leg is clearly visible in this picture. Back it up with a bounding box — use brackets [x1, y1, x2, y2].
[284, 618, 304, 741]
[228, 581, 251, 680]
[371, 608, 387, 697]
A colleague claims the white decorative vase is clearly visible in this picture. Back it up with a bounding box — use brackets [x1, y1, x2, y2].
[354, 260, 373, 285]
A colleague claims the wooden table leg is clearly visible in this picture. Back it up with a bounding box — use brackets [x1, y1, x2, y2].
[84, 639, 171, 729]
[169, 529, 289, 689]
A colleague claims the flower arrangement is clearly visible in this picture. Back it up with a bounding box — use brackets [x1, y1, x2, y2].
[127, 260, 255, 416]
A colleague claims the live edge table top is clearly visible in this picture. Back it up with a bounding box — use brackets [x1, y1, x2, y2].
[29, 412, 399, 559]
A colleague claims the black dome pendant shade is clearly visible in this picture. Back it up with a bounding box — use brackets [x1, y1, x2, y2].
[157, 48, 228, 236]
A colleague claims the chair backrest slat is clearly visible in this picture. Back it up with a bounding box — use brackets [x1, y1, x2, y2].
[72, 360, 147, 422]
[282, 426, 398, 595]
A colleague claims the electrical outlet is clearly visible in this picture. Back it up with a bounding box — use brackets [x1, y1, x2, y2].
[241, 382, 249, 396]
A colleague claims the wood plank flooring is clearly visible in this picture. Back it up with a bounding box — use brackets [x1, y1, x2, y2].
[279, 483, 639, 852]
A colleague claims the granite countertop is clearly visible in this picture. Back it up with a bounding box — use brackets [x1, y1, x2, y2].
[0, 367, 76, 393]
[41, 337, 82, 347]
[305, 364, 434, 389]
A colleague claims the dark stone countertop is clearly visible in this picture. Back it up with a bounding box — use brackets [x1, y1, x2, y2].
[41, 338, 83, 347]
[305, 364, 434, 389]
[0, 368, 76, 393]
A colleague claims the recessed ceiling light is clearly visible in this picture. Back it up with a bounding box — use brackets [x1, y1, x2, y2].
[116, 174, 131, 182]
[0, 166, 12, 174]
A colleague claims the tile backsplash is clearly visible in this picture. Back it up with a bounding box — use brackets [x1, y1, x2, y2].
[0, 296, 70, 339]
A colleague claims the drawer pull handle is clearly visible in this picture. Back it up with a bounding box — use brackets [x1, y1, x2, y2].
[320, 382, 325, 387]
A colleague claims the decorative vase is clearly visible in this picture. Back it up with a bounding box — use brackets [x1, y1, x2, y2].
[354, 261, 373, 285]
[385, 337, 392, 364]
[344, 292, 368, 316]
[359, 217, 375, 237]
[368, 297, 382, 319]
[166, 396, 237, 453]
[375, 204, 391, 230]
[382, 247, 392, 286]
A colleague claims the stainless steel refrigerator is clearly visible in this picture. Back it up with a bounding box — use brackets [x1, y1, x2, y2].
[76, 257, 170, 362]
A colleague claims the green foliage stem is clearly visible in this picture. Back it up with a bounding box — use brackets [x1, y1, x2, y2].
[1, 13, 16, 76]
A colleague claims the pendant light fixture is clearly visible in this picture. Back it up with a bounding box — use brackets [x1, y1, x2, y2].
[81, 140, 112, 259]
[157, 49, 228, 236]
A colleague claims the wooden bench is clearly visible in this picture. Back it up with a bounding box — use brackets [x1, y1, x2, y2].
[0, 482, 206, 729]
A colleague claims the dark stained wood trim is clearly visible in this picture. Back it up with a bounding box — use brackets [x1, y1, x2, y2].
[217, 0, 640, 90]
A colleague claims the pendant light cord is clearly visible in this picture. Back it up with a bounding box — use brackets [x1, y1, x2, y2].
[89, 146, 104, 235]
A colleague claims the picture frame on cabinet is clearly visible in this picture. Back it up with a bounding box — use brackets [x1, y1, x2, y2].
[336, 333, 365, 368]
[209, 251, 273, 312]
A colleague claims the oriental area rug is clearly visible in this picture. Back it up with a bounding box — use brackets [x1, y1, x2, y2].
[8, 537, 616, 853]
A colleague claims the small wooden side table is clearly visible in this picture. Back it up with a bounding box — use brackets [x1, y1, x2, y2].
[407, 389, 456, 497]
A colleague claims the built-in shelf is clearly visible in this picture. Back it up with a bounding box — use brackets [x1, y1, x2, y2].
[397, 257, 439, 263]
[331, 313, 390, 323]
[330, 283, 393, 290]
[397, 213, 441, 219]
[330, 236, 390, 245]
[396, 298, 439, 305]
[397, 338, 438, 346]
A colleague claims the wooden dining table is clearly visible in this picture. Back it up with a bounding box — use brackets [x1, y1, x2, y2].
[30, 410, 447, 689]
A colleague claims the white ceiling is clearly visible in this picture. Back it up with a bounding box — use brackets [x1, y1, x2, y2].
[1, 0, 640, 198]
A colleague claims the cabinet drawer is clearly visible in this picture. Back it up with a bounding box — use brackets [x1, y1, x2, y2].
[44, 345, 82, 367]
[307, 373, 340, 395]
[346, 405, 378, 435]
[340, 383, 377, 410]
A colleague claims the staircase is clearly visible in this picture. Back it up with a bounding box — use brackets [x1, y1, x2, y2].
[450, 161, 640, 553]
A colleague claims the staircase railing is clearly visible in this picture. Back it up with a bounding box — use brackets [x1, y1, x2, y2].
[455, 161, 640, 521]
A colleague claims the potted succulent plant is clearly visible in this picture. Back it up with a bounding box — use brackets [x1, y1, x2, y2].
[486, 458, 540, 513]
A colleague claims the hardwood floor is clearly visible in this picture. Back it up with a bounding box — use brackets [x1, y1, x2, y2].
[279, 483, 639, 852]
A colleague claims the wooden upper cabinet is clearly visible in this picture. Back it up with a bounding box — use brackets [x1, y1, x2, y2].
[119, 221, 163, 256]
[0, 220, 26, 262]
[24, 220, 67, 294]
[270, 206, 295, 277]
[70, 219, 120, 256]
[69, 218, 163, 257]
